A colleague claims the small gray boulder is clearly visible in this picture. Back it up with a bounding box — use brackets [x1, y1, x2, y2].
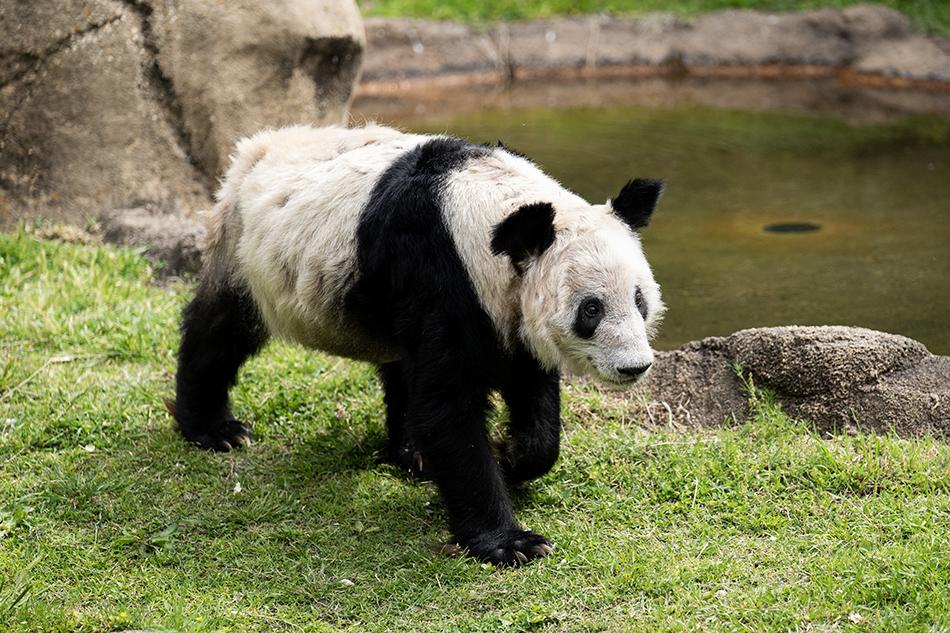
[642, 326, 949, 436]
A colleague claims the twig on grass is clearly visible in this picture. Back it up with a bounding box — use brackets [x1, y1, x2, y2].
[0, 352, 117, 403]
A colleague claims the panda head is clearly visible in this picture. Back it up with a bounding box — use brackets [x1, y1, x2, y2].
[492, 178, 665, 384]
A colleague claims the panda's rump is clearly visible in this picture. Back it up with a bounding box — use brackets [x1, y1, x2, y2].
[228, 128, 420, 363]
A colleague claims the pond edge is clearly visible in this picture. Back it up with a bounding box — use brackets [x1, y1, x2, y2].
[357, 7, 950, 96]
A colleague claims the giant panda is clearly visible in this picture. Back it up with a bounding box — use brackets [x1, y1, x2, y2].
[171, 123, 665, 566]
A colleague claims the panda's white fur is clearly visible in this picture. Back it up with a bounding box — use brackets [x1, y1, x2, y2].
[202, 123, 663, 383]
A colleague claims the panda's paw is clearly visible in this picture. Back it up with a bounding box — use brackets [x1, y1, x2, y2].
[180, 417, 252, 452]
[165, 399, 252, 452]
[461, 528, 553, 567]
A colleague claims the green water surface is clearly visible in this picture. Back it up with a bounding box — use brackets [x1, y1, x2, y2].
[405, 105, 950, 354]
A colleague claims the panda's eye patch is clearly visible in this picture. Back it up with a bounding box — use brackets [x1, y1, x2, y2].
[574, 297, 604, 339]
[635, 287, 647, 319]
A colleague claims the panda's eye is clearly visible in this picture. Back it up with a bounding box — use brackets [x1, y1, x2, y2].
[583, 298, 602, 319]
[635, 287, 647, 319]
[574, 297, 604, 339]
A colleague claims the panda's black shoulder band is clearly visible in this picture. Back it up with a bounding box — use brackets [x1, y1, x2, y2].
[490, 202, 556, 274]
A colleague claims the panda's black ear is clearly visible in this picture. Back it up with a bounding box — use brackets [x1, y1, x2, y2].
[610, 178, 664, 230]
[491, 202, 556, 274]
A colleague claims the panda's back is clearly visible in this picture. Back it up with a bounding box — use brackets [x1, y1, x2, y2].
[212, 124, 583, 364]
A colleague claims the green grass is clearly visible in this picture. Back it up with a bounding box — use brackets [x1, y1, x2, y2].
[358, 0, 950, 35]
[1, 228, 948, 632]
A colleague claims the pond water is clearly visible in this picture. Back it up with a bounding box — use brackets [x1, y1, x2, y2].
[361, 82, 950, 355]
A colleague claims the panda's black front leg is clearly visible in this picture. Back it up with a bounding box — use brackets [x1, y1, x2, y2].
[500, 351, 562, 485]
[404, 340, 553, 566]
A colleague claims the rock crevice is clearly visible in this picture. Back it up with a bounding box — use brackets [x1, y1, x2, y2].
[116, 0, 213, 192]
[0, 14, 123, 89]
[0, 13, 125, 142]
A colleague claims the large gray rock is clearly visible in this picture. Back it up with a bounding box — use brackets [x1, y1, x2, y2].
[148, 0, 364, 184]
[1, 1, 208, 225]
[639, 326, 949, 436]
[0, 0, 364, 226]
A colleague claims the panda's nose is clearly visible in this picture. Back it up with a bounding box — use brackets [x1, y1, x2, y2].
[617, 363, 652, 378]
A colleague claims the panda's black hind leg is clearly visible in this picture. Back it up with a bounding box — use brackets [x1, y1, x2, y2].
[173, 283, 268, 451]
[379, 361, 428, 478]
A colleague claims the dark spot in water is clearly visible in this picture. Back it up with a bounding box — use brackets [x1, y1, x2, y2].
[763, 222, 821, 234]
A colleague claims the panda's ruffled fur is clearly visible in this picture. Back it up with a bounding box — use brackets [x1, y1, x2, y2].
[175, 123, 664, 566]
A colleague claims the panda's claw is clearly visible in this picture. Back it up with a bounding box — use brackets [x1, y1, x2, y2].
[460, 528, 553, 567]
[180, 417, 252, 452]
[389, 442, 430, 480]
